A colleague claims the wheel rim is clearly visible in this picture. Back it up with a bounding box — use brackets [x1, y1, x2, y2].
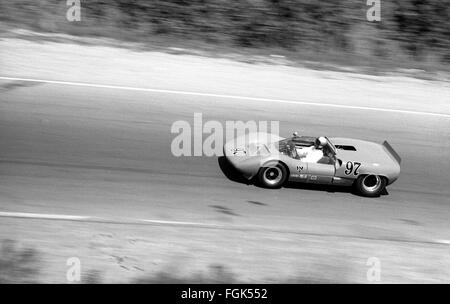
[263, 167, 283, 186]
[362, 175, 382, 193]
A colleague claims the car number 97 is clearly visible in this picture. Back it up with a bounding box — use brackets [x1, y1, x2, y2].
[344, 161, 361, 175]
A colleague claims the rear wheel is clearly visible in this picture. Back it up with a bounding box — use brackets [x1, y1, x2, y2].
[355, 174, 386, 197]
[258, 163, 287, 188]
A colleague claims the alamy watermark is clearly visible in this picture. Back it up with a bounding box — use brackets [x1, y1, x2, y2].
[66, 257, 81, 282]
[171, 113, 279, 157]
[366, 0, 381, 22]
[66, 0, 81, 22]
[366, 257, 381, 282]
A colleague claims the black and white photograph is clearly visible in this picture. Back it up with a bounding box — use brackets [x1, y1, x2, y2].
[0, 0, 449, 286]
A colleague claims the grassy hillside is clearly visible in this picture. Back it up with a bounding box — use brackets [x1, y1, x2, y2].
[1, 0, 449, 68]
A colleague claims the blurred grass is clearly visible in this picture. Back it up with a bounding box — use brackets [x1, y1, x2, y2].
[133, 264, 236, 284]
[0, 0, 449, 71]
[0, 239, 40, 283]
[0, 239, 351, 283]
[131, 262, 352, 283]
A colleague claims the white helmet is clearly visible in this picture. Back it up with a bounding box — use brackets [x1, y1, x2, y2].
[316, 136, 327, 147]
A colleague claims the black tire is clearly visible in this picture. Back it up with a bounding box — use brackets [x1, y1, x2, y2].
[355, 175, 386, 197]
[258, 163, 287, 188]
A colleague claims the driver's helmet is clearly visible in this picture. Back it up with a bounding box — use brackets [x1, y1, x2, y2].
[315, 136, 327, 148]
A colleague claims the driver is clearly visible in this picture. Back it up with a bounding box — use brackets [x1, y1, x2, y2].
[299, 136, 326, 163]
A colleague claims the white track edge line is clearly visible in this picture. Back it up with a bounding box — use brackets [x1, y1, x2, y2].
[1, 76, 448, 118]
[0, 211, 91, 221]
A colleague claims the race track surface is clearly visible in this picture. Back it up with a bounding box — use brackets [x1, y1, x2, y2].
[0, 74, 449, 282]
[1, 79, 449, 237]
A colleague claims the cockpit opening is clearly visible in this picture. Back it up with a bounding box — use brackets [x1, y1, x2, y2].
[275, 135, 336, 164]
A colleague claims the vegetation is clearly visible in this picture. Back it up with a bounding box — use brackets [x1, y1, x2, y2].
[0, 0, 448, 67]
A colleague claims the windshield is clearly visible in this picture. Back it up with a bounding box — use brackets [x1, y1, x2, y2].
[325, 137, 337, 155]
[320, 137, 337, 163]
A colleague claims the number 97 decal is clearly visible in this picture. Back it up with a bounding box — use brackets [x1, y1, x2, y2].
[344, 161, 361, 175]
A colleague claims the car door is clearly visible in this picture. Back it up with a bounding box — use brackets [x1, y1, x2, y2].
[305, 162, 335, 184]
[286, 158, 309, 182]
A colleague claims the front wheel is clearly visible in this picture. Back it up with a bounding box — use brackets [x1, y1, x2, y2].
[355, 174, 386, 197]
[258, 163, 287, 188]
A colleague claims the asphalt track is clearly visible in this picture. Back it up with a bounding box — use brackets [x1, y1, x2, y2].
[0, 78, 449, 245]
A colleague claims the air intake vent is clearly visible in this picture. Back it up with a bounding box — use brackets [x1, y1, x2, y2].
[335, 145, 357, 151]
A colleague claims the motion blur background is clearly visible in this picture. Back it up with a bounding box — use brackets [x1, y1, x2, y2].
[0, 1, 449, 283]
[1, 0, 449, 70]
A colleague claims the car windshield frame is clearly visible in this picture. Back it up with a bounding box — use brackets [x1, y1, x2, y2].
[325, 137, 337, 155]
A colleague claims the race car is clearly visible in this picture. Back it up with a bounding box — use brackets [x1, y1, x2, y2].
[223, 132, 401, 197]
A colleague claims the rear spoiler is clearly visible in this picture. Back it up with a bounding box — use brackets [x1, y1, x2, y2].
[382, 141, 401, 164]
